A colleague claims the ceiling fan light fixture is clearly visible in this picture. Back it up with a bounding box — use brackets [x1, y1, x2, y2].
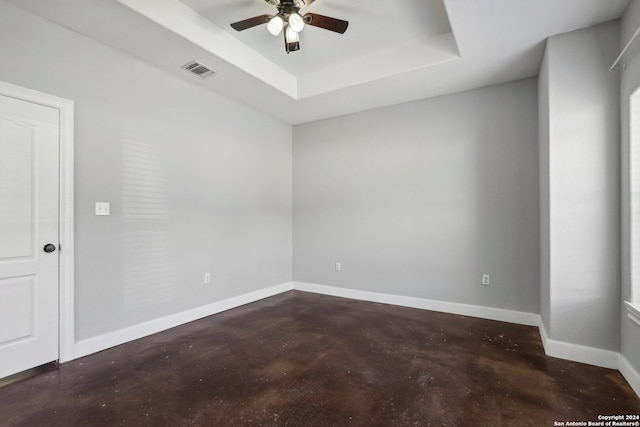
[288, 12, 305, 33]
[230, 0, 348, 54]
[267, 15, 284, 36]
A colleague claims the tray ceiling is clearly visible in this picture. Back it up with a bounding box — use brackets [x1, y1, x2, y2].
[5, 0, 630, 124]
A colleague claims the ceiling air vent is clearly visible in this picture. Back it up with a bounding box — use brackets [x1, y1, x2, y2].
[181, 60, 216, 79]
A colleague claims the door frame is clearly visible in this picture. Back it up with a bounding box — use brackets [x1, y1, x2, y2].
[0, 80, 75, 363]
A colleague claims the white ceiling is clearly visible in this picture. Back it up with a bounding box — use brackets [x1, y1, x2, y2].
[7, 0, 630, 124]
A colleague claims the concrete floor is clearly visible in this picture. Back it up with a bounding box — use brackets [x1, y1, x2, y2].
[1, 290, 638, 426]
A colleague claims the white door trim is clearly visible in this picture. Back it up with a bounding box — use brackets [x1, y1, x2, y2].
[0, 80, 75, 363]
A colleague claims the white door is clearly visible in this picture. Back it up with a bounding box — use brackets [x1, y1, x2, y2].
[0, 93, 60, 378]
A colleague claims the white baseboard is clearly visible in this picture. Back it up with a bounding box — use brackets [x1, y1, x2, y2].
[70, 279, 640, 399]
[73, 281, 538, 361]
[538, 320, 619, 369]
[294, 282, 637, 383]
[74, 282, 294, 359]
[293, 281, 540, 326]
[619, 354, 640, 397]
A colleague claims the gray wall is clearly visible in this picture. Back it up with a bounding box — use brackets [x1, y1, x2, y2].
[620, 0, 640, 374]
[293, 79, 540, 314]
[539, 48, 551, 332]
[539, 21, 620, 351]
[2, 0, 634, 373]
[0, 2, 292, 341]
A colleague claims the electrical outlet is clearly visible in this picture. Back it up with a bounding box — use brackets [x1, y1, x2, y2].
[204, 273, 211, 284]
[95, 202, 110, 216]
[335, 262, 341, 271]
[482, 274, 490, 286]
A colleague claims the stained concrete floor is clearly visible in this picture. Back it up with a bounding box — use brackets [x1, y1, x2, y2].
[1, 291, 639, 426]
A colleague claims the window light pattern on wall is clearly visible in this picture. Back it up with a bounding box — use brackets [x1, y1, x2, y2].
[122, 139, 178, 310]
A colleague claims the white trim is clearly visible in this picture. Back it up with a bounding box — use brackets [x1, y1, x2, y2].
[73, 281, 541, 362]
[0, 81, 75, 363]
[538, 320, 618, 369]
[66, 277, 640, 398]
[58, 92, 75, 363]
[293, 282, 635, 378]
[619, 354, 640, 398]
[74, 282, 293, 359]
[625, 301, 640, 327]
[609, 25, 640, 71]
[292, 281, 540, 326]
[631, 87, 640, 320]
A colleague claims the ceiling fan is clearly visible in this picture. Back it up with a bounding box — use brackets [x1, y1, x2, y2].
[230, 0, 349, 54]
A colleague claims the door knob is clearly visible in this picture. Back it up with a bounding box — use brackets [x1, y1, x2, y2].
[43, 244, 57, 253]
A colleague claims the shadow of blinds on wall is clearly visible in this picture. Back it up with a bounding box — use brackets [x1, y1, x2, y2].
[122, 139, 178, 311]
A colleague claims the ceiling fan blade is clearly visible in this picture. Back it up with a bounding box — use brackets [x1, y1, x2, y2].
[304, 13, 349, 34]
[230, 14, 271, 31]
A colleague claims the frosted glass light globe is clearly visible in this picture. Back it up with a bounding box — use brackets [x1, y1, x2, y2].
[285, 26, 300, 43]
[288, 13, 305, 33]
[267, 15, 284, 36]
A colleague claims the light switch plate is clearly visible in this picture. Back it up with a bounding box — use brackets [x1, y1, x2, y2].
[95, 202, 110, 216]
